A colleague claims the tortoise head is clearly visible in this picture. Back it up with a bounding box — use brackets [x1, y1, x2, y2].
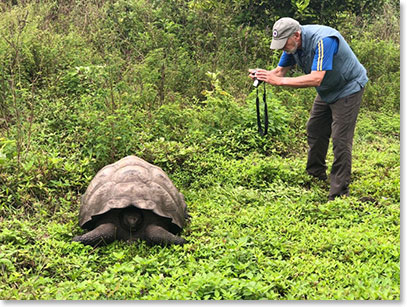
[119, 206, 143, 232]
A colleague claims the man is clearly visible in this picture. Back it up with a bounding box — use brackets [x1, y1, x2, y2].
[249, 17, 368, 200]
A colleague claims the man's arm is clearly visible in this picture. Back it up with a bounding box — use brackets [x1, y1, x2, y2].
[254, 69, 326, 88]
[248, 65, 291, 81]
[270, 66, 292, 77]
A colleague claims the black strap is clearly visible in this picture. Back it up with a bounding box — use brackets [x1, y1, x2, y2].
[256, 82, 268, 136]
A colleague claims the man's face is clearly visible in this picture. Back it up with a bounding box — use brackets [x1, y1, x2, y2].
[283, 36, 298, 54]
[283, 33, 300, 54]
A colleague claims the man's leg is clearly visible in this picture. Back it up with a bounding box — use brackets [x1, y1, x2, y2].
[328, 88, 364, 200]
[306, 94, 332, 180]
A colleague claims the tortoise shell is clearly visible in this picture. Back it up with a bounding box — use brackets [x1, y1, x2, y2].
[78, 155, 187, 232]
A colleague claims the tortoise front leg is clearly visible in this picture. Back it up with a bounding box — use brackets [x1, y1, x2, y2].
[73, 223, 116, 247]
[144, 225, 186, 246]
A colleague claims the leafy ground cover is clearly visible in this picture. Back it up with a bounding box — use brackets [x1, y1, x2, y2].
[0, 104, 400, 300]
[0, 0, 400, 300]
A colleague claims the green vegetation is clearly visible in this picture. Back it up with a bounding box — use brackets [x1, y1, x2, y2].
[0, 0, 399, 300]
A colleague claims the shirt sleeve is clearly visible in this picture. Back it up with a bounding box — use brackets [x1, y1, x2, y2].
[278, 51, 296, 67]
[311, 37, 339, 71]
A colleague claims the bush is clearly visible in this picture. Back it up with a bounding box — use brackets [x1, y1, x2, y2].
[337, 1, 400, 112]
[351, 39, 399, 112]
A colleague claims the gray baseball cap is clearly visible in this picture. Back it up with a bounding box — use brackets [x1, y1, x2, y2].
[270, 17, 300, 50]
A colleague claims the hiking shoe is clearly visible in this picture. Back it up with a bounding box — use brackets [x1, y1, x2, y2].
[328, 193, 349, 201]
[309, 173, 327, 181]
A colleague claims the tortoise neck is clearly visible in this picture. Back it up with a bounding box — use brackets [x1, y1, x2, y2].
[119, 206, 143, 232]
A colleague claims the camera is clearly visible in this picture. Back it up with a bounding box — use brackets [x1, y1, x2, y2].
[252, 70, 263, 87]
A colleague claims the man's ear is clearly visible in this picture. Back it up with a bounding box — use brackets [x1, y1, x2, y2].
[293, 31, 301, 40]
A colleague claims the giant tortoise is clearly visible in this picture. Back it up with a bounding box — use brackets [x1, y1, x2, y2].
[73, 155, 188, 247]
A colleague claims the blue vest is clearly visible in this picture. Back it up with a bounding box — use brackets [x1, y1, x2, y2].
[293, 25, 368, 103]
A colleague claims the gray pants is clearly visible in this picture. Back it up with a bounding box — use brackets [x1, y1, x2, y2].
[306, 88, 364, 199]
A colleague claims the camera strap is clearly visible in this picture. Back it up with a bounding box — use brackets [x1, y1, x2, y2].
[256, 82, 268, 136]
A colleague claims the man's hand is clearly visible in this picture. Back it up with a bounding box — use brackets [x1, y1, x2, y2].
[254, 69, 283, 86]
[248, 69, 257, 80]
[248, 68, 286, 85]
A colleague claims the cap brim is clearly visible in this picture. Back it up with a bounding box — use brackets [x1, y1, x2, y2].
[270, 38, 287, 50]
